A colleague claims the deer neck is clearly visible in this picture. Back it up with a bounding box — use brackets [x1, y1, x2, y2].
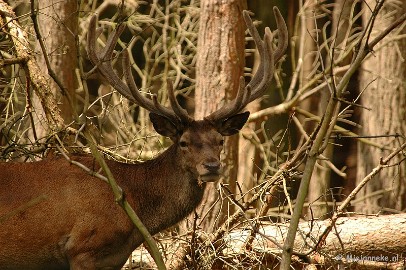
[118, 144, 206, 234]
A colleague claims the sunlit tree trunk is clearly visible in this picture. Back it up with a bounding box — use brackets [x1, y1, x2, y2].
[194, 0, 247, 232]
[356, 0, 406, 213]
[32, 0, 78, 137]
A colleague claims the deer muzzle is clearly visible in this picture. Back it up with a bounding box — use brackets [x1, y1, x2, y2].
[198, 161, 222, 182]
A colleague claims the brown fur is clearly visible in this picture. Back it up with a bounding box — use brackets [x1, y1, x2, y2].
[0, 118, 247, 269]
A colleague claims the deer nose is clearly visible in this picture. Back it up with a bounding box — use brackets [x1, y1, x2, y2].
[204, 161, 221, 173]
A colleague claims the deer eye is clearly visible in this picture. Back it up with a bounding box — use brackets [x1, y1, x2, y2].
[219, 139, 224, 146]
[179, 141, 188, 148]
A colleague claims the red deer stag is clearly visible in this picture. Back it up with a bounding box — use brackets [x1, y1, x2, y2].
[0, 8, 287, 270]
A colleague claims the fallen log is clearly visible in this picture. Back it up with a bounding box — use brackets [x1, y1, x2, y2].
[124, 213, 406, 269]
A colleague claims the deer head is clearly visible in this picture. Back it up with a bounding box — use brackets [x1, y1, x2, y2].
[87, 7, 287, 183]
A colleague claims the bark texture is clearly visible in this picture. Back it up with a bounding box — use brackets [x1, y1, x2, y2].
[0, 0, 64, 132]
[356, 0, 406, 213]
[194, 0, 247, 232]
[33, 0, 78, 129]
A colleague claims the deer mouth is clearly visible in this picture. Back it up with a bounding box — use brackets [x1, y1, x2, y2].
[199, 173, 221, 182]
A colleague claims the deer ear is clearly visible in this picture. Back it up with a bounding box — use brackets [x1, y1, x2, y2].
[149, 113, 180, 138]
[216, 111, 250, 136]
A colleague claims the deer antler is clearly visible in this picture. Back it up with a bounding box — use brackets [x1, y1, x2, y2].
[205, 7, 288, 123]
[87, 15, 193, 125]
[87, 8, 287, 127]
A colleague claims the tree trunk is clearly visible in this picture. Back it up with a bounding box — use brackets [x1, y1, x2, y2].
[32, 0, 78, 136]
[356, 0, 406, 213]
[0, 0, 65, 135]
[194, 0, 247, 232]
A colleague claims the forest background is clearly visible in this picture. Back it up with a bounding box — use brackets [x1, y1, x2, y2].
[0, 0, 405, 269]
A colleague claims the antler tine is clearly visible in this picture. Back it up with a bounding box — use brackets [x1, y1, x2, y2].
[101, 23, 124, 63]
[244, 7, 288, 103]
[242, 10, 270, 96]
[245, 7, 288, 101]
[151, 94, 177, 119]
[246, 27, 273, 102]
[205, 76, 250, 122]
[87, 16, 133, 99]
[122, 50, 179, 121]
[245, 7, 287, 97]
[232, 76, 252, 113]
[272, 6, 289, 64]
[166, 80, 193, 123]
[235, 76, 251, 112]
